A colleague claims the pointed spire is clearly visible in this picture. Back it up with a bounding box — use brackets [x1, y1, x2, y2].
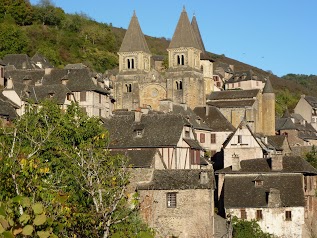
[168, 8, 200, 49]
[263, 78, 274, 93]
[191, 14, 205, 52]
[119, 11, 150, 53]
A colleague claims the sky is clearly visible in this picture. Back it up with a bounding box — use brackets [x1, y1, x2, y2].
[29, 0, 317, 77]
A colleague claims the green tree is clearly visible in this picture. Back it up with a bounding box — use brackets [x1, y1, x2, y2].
[305, 145, 317, 169]
[33, 0, 65, 26]
[0, 100, 153, 237]
[232, 216, 274, 238]
[0, 0, 33, 25]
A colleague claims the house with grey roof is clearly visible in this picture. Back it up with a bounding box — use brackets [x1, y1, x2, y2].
[0, 93, 18, 123]
[294, 94, 317, 131]
[3, 54, 42, 71]
[103, 110, 205, 170]
[224, 70, 267, 91]
[216, 154, 317, 238]
[137, 169, 214, 238]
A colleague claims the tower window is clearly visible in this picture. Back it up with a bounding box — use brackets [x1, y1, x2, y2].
[127, 58, 135, 69]
[176, 54, 185, 66]
[125, 84, 132, 92]
[176, 80, 183, 90]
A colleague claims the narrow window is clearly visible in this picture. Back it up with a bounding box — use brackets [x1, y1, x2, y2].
[177, 55, 180, 65]
[179, 80, 183, 90]
[0, 67, 3, 78]
[210, 134, 216, 144]
[125, 84, 132, 93]
[200, 133, 205, 143]
[66, 93, 72, 101]
[238, 135, 242, 144]
[131, 59, 134, 69]
[241, 209, 247, 219]
[167, 192, 177, 208]
[127, 59, 130, 69]
[181, 55, 185, 65]
[80, 91, 86, 101]
[99, 109, 102, 117]
[256, 210, 263, 220]
[176, 81, 179, 90]
[285, 211, 292, 221]
[99, 94, 102, 103]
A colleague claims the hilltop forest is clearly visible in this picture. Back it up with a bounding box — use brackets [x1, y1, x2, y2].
[1, 0, 317, 116]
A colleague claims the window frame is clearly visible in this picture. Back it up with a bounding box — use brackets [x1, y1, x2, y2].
[240, 209, 247, 220]
[166, 192, 177, 208]
[200, 133, 205, 143]
[210, 133, 216, 144]
[256, 210, 263, 220]
[285, 211, 292, 221]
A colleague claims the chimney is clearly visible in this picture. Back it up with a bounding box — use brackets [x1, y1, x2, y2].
[268, 188, 281, 208]
[6, 77, 13, 89]
[271, 154, 283, 171]
[134, 109, 142, 122]
[159, 99, 173, 113]
[199, 171, 210, 185]
[45, 68, 52, 75]
[206, 106, 210, 116]
[232, 153, 240, 171]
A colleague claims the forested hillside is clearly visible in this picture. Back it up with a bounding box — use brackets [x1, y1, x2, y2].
[1, 0, 316, 115]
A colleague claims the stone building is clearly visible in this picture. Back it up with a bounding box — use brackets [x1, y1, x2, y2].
[207, 79, 275, 136]
[294, 95, 317, 131]
[138, 169, 214, 238]
[113, 8, 214, 111]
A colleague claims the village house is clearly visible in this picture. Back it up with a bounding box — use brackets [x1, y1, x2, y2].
[137, 169, 214, 238]
[207, 79, 275, 137]
[103, 110, 205, 170]
[216, 154, 317, 238]
[0, 59, 5, 87]
[294, 95, 317, 131]
[0, 93, 18, 123]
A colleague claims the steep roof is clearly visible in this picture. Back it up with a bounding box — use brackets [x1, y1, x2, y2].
[137, 169, 213, 190]
[208, 89, 260, 100]
[304, 95, 317, 108]
[193, 106, 235, 132]
[0, 93, 18, 120]
[119, 11, 150, 53]
[3, 54, 37, 70]
[191, 15, 213, 61]
[267, 135, 288, 151]
[110, 149, 157, 168]
[31, 53, 53, 68]
[262, 78, 274, 93]
[216, 156, 317, 175]
[168, 7, 200, 49]
[224, 174, 305, 208]
[103, 113, 192, 148]
[0, 59, 5, 66]
[28, 84, 71, 104]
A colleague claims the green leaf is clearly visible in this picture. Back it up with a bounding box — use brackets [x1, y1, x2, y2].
[2, 231, 15, 238]
[34, 214, 47, 226]
[12, 196, 23, 203]
[21, 197, 31, 208]
[0, 207, 6, 216]
[138, 231, 154, 238]
[0, 223, 5, 234]
[32, 203, 44, 215]
[37, 230, 51, 238]
[19, 213, 30, 224]
[22, 225, 34, 236]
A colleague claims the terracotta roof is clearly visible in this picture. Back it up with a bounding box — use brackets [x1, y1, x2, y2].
[103, 113, 192, 148]
[216, 156, 317, 175]
[224, 174, 305, 208]
[110, 149, 156, 168]
[168, 7, 200, 49]
[193, 106, 235, 132]
[208, 89, 260, 100]
[137, 169, 214, 190]
[119, 11, 150, 53]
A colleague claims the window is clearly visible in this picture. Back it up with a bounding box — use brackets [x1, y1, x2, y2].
[285, 211, 292, 221]
[256, 210, 263, 220]
[167, 192, 177, 208]
[99, 109, 102, 117]
[238, 82, 241, 87]
[80, 91, 86, 101]
[125, 84, 132, 92]
[211, 134, 216, 144]
[200, 133, 205, 143]
[238, 135, 242, 144]
[99, 94, 102, 103]
[177, 55, 185, 66]
[135, 129, 143, 138]
[240, 209, 247, 219]
[184, 127, 190, 138]
[176, 80, 183, 90]
[66, 93, 72, 101]
[255, 180, 263, 187]
[190, 149, 200, 165]
[0, 67, 3, 78]
[127, 58, 135, 69]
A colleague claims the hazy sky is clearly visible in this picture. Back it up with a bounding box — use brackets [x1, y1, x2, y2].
[29, 0, 317, 77]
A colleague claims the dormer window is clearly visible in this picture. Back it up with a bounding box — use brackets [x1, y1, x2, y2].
[135, 129, 143, 138]
[48, 92, 55, 98]
[184, 127, 190, 138]
[255, 180, 263, 187]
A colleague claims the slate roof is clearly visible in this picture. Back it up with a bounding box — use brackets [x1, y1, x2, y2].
[64, 63, 87, 69]
[168, 7, 200, 49]
[224, 174, 305, 208]
[193, 106, 235, 132]
[109, 149, 157, 168]
[216, 156, 317, 175]
[191, 15, 214, 61]
[103, 113, 192, 148]
[263, 78, 274, 93]
[28, 84, 71, 104]
[119, 11, 150, 53]
[207, 99, 255, 108]
[226, 70, 266, 84]
[0, 93, 18, 120]
[3, 54, 38, 70]
[5, 70, 45, 86]
[137, 169, 213, 190]
[208, 89, 260, 100]
[31, 53, 53, 68]
[304, 95, 317, 108]
[267, 135, 288, 151]
[0, 59, 5, 66]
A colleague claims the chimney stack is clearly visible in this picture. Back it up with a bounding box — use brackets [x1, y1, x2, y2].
[232, 153, 240, 171]
[134, 109, 142, 122]
[268, 188, 281, 208]
[159, 99, 173, 113]
[199, 171, 210, 185]
[271, 154, 283, 171]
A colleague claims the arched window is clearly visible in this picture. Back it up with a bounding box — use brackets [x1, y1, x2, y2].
[179, 80, 183, 90]
[125, 84, 132, 92]
[127, 59, 131, 69]
[181, 55, 185, 65]
[177, 55, 181, 65]
[131, 59, 134, 69]
[176, 81, 179, 89]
